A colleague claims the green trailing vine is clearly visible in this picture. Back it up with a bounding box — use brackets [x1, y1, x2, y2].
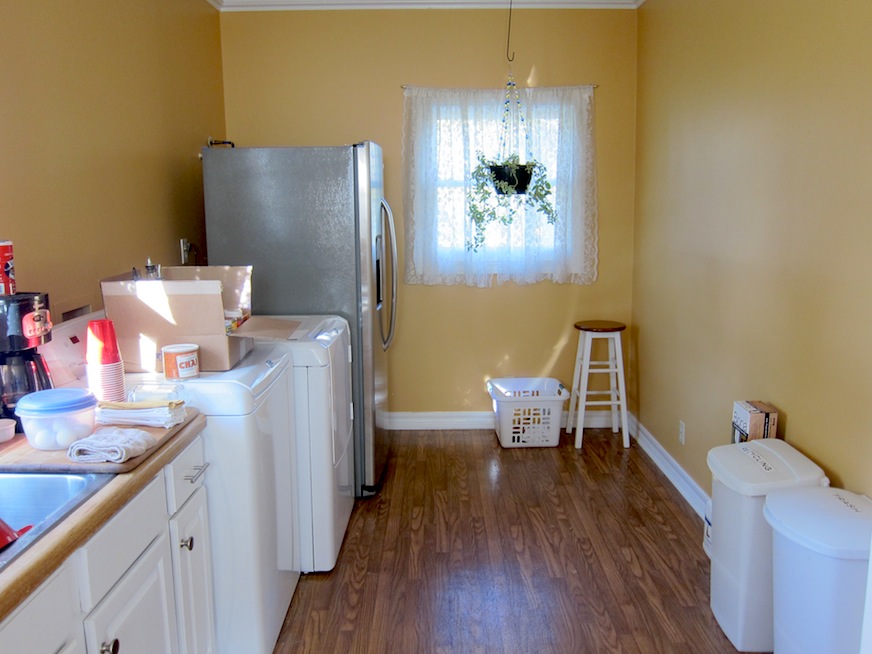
[466, 152, 557, 251]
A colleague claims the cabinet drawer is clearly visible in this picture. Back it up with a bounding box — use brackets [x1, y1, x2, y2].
[78, 473, 167, 612]
[165, 436, 207, 514]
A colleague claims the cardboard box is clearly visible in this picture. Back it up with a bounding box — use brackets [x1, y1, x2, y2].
[731, 400, 779, 443]
[101, 266, 296, 373]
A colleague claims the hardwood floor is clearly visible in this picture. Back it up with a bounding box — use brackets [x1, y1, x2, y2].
[274, 428, 738, 653]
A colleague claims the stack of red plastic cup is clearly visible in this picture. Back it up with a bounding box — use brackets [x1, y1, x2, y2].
[86, 319, 126, 402]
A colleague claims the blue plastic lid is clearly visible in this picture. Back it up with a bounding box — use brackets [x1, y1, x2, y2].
[15, 388, 97, 415]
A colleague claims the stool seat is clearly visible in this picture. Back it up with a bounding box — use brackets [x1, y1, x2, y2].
[567, 319, 630, 449]
[574, 320, 626, 333]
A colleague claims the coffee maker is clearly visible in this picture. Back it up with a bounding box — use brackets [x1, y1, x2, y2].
[0, 293, 53, 425]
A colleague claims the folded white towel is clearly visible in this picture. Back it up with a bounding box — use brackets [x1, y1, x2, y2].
[67, 427, 159, 464]
[96, 401, 187, 429]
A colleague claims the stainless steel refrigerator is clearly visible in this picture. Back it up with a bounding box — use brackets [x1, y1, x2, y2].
[201, 141, 397, 497]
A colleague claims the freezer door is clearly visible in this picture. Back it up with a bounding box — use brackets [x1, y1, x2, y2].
[202, 146, 359, 319]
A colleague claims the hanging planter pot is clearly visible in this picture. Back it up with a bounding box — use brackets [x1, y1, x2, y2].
[489, 163, 533, 195]
[466, 152, 557, 251]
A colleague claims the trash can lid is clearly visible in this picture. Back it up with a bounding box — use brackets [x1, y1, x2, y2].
[707, 439, 828, 497]
[763, 487, 872, 560]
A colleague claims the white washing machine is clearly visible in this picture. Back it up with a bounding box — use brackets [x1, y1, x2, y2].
[256, 315, 355, 573]
[41, 314, 300, 654]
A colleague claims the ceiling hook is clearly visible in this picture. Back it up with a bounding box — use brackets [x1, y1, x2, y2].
[505, 0, 515, 63]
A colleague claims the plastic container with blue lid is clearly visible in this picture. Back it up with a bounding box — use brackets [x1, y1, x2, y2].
[15, 388, 97, 451]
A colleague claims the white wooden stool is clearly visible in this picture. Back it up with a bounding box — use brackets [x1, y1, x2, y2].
[566, 320, 630, 449]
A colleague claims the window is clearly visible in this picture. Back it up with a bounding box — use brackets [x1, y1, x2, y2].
[402, 84, 598, 287]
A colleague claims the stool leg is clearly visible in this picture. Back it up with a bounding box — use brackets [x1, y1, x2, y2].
[607, 336, 619, 433]
[574, 333, 594, 449]
[566, 331, 585, 434]
[614, 333, 630, 448]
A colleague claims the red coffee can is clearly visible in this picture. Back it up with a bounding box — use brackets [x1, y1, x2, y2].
[0, 241, 15, 295]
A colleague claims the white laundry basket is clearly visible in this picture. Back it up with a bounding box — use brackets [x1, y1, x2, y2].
[487, 377, 568, 448]
[764, 487, 872, 654]
[706, 439, 828, 652]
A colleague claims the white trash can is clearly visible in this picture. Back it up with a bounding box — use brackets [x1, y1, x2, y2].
[764, 487, 872, 654]
[706, 439, 828, 652]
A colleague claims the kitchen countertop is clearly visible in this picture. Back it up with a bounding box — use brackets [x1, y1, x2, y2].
[0, 410, 207, 624]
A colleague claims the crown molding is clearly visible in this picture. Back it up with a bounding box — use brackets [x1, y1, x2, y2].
[207, 0, 644, 11]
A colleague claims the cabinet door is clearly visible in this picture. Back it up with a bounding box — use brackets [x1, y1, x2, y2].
[0, 562, 84, 653]
[169, 486, 215, 654]
[83, 531, 179, 654]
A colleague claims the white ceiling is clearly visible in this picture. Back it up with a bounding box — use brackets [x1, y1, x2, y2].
[207, 0, 643, 10]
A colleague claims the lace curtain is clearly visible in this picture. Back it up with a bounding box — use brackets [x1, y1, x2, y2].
[402, 84, 598, 287]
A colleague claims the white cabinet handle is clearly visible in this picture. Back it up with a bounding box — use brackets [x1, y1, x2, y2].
[180, 536, 194, 551]
[100, 638, 120, 654]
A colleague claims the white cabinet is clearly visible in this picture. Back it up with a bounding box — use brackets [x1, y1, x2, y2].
[78, 476, 167, 612]
[0, 561, 86, 653]
[80, 435, 216, 654]
[0, 434, 216, 654]
[78, 473, 178, 654]
[169, 488, 214, 654]
[166, 437, 215, 654]
[82, 531, 179, 654]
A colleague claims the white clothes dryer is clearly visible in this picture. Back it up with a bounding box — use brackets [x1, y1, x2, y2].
[255, 315, 355, 573]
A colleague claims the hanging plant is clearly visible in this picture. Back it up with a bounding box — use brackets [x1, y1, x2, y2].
[467, 152, 556, 251]
[465, 63, 558, 251]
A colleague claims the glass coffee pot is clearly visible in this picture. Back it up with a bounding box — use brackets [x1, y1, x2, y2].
[0, 293, 53, 428]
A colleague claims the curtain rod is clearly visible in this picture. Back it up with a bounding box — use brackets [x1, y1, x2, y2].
[400, 83, 599, 88]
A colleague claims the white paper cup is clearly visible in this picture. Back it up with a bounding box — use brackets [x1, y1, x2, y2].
[87, 361, 126, 402]
[162, 344, 200, 379]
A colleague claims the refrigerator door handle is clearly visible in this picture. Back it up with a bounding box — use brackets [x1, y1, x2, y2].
[381, 198, 398, 351]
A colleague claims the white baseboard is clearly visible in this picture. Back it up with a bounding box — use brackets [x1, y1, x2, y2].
[385, 410, 709, 520]
[385, 410, 628, 431]
[630, 417, 708, 519]
[386, 411, 496, 430]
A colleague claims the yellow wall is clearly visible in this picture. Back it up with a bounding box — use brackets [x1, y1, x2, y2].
[8, 0, 869, 498]
[635, 1, 872, 493]
[0, 0, 225, 318]
[219, 9, 638, 413]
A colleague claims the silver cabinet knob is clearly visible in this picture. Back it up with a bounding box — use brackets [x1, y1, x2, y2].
[100, 639, 120, 654]
[180, 536, 194, 551]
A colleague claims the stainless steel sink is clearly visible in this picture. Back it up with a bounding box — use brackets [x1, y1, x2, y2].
[0, 472, 114, 571]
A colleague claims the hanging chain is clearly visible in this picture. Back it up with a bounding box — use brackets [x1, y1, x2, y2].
[499, 73, 528, 161]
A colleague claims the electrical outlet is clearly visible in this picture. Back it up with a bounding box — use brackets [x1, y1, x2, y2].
[679, 420, 686, 445]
